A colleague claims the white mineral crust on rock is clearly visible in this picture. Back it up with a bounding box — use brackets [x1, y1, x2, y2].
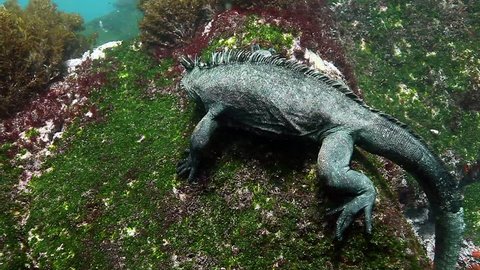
[65, 41, 123, 73]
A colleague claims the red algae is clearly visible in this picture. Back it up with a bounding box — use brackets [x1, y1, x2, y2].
[0, 59, 107, 187]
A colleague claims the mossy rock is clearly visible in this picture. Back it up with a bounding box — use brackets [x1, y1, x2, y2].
[15, 42, 430, 269]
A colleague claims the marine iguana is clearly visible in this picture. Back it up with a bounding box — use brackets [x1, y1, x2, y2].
[177, 50, 468, 269]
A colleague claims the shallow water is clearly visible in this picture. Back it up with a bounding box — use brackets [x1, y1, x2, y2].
[1, 1, 478, 269]
[0, 0, 115, 22]
[1, 0, 142, 45]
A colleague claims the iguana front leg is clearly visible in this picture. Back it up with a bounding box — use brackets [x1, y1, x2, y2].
[317, 131, 377, 240]
[177, 108, 220, 182]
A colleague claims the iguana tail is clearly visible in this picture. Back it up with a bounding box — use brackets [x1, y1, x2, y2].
[358, 120, 464, 270]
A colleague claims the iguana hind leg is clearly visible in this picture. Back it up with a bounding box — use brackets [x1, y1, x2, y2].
[177, 109, 220, 182]
[317, 131, 377, 240]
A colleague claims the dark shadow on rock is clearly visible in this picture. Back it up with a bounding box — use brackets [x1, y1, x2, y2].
[197, 126, 319, 184]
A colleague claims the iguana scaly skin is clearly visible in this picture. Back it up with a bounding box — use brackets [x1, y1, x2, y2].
[178, 50, 465, 269]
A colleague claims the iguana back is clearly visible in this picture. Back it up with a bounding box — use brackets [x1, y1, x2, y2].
[181, 53, 375, 139]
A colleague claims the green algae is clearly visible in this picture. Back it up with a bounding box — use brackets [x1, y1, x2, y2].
[0, 143, 27, 269]
[25, 43, 190, 269]
[202, 15, 295, 60]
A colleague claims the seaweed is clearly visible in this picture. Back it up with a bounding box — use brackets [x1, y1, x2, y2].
[139, 0, 219, 54]
[0, 0, 91, 118]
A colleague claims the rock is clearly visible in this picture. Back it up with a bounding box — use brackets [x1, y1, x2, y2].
[66, 41, 123, 73]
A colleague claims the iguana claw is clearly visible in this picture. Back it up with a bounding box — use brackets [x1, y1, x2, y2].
[176, 150, 198, 182]
[328, 191, 376, 240]
[176, 158, 191, 177]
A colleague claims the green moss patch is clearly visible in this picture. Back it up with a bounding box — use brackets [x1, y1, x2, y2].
[0, 143, 27, 269]
[202, 15, 295, 59]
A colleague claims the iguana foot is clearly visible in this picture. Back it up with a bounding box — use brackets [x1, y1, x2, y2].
[176, 149, 198, 182]
[328, 188, 376, 240]
[177, 109, 220, 183]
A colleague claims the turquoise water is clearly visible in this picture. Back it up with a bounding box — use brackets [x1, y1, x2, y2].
[0, 0, 115, 22]
[1, 0, 141, 45]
